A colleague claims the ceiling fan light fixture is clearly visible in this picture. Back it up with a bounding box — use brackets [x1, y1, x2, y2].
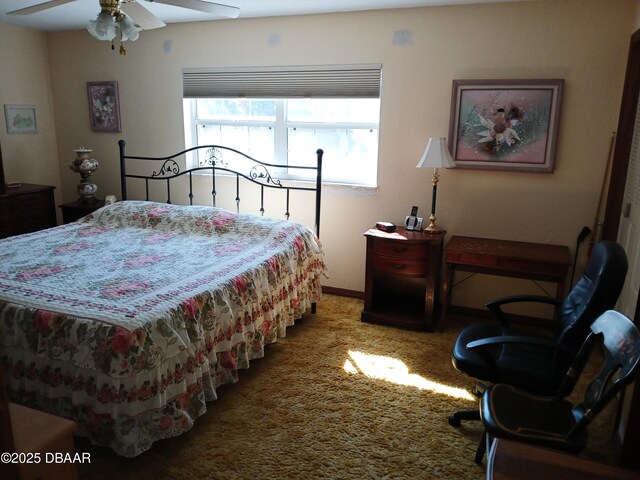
[87, 11, 116, 41]
[79, 0, 239, 53]
[119, 15, 141, 42]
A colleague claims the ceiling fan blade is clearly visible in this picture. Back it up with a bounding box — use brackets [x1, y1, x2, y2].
[121, 1, 166, 30]
[150, 0, 240, 19]
[7, 0, 77, 15]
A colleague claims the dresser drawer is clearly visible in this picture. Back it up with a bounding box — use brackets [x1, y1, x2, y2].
[373, 255, 429, 276]
[373, 239, 429, 260]
[0, 184, 56, 238]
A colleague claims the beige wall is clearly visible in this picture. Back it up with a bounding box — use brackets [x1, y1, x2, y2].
[0, 23, 62, 208]
[3, 0, 635, 315]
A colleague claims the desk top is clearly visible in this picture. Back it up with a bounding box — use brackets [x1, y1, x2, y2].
[446, 235, 571, 267]
[0, 183, 56, 198]
[364, 227, 446, 243]
[488, 439, 638, 480]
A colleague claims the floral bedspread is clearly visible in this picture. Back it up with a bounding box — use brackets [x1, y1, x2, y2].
[0, 201, 325, 457]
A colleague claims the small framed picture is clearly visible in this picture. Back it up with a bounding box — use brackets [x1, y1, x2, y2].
[87, 81, 121, 132]
[4, 104, 37, 134]
[448, 79, 564, 173]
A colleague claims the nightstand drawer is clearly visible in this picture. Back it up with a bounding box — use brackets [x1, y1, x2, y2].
[373, 256, 429, 276]
[374, 240, 429, 260]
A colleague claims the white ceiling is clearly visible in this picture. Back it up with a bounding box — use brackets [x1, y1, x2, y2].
[0, 0, 529, 32]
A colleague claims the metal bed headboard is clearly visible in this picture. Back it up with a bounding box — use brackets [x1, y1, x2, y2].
[118, 140, 324, 237]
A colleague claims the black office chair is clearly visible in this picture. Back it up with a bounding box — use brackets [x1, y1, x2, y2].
[449, 241, 628, 426]
[474, 310, 640, 464]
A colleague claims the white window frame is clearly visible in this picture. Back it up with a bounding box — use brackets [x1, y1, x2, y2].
[183, 98, 379, 186]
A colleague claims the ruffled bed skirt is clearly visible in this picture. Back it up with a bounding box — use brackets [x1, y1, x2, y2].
[2, 265, 323, 457]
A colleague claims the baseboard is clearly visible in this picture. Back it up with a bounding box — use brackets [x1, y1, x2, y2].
[322, 286, 364, 299]
[318, 290, 553, 327]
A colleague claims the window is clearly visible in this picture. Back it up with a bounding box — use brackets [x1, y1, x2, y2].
[182, 65, 381, 186]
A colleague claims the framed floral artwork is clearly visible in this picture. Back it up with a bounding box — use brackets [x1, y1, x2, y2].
[4, 104, 37, 134]
[448, 79, 564, 173]
[87, 81, 121, 132]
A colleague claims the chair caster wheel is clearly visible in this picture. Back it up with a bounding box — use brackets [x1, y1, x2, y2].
[472, 383, 487, 397]
[448, 415, 461, 427]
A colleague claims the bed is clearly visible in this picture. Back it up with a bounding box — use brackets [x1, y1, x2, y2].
[0, 142, 325, 457]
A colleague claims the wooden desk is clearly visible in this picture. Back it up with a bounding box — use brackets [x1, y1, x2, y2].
[442, 236, 572, 323]
[487, 438, 638, 480]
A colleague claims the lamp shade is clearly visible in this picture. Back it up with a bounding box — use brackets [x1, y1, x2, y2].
[416, 137, 456, 169]
[87, 11, 116, 41]
[119, 15, 141, 42]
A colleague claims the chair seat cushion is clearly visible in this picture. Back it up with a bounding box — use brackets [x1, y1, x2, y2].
[452, 322, 563, 395]
[481, 383, 587, 452]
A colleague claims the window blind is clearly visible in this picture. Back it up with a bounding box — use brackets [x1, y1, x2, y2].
[182, 64, 382, 98]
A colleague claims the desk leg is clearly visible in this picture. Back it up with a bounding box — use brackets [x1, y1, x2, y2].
[441, 263, 454, 326]
[556, 280, 567, 303]
[554, 280, 567, 320]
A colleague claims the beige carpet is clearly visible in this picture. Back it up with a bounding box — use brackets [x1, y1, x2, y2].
[76, 295, 617, 479]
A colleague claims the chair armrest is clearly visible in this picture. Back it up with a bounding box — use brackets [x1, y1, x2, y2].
[485, 295, 562, 325]
[466, 335, 576, 355]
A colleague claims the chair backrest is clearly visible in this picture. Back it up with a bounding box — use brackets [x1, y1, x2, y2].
[556, 241, 628, 349]
[566, 310, 640, 437]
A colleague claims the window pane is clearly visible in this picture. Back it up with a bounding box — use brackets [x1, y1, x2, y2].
[287, 98, 379, 124]
[196, 99, 276, 121]
[196, 125, 275, 163]
[288, 127, 378, 185]
[186, 97, 380, 186]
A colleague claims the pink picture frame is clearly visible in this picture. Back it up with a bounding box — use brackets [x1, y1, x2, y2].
[448, 79, 564, 173]
[87, 81, 121, 132]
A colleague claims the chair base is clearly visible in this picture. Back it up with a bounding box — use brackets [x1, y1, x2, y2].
[472, 382, 487, 396]
[448, 382, 485, 426]
[448, 409, 480, 427]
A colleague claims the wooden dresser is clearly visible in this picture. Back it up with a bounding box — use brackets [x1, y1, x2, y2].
[362, 227, 446, 331]
[0, 184, 57, 239]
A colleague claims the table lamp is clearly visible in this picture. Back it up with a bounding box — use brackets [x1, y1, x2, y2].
[416, 137, 456, 232]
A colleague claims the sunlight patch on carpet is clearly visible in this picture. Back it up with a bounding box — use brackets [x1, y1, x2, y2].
[343, 350, 474, 400]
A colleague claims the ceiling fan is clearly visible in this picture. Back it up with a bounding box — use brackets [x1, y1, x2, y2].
[8, 0, 240, 54]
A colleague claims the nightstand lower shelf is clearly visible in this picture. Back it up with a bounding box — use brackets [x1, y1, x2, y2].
[361, 309, 430, 330]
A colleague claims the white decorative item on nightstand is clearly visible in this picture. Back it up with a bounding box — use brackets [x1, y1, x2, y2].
[69, 148, 99, 204]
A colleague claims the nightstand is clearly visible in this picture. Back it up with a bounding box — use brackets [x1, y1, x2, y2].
[59, 200, 105, 224]
[361, 227, 445, 331]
